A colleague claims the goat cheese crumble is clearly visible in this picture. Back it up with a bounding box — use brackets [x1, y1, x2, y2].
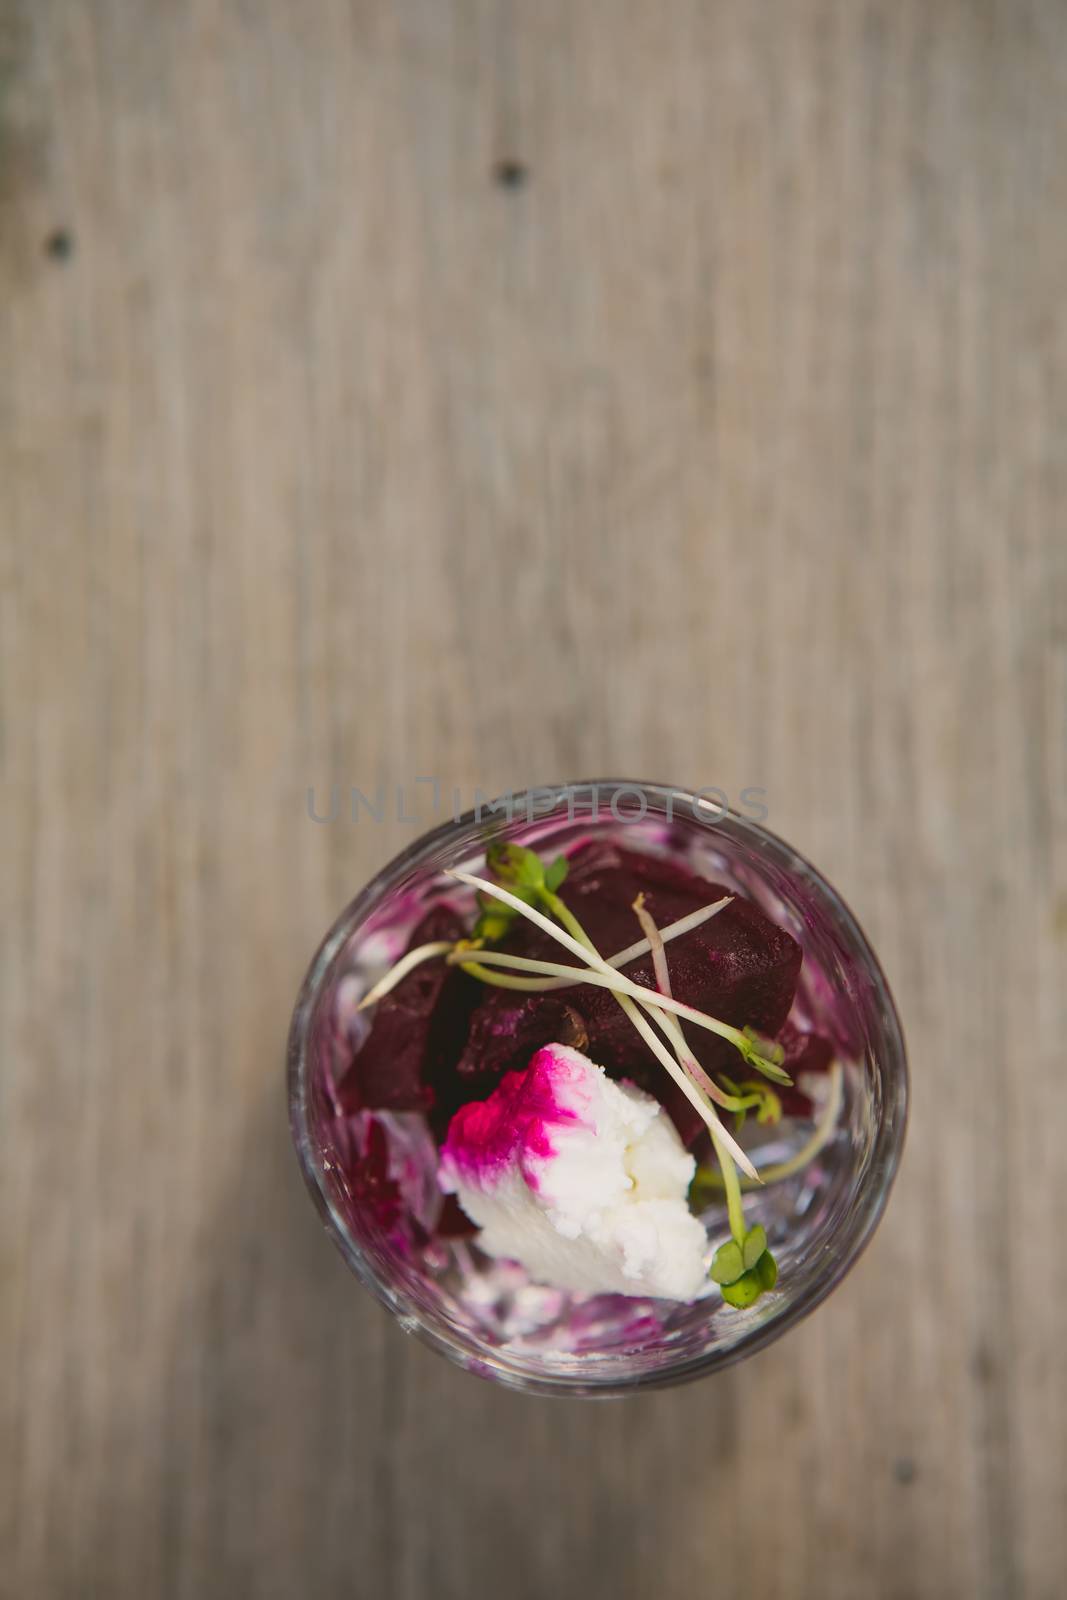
[439, 1044, 708, 1300]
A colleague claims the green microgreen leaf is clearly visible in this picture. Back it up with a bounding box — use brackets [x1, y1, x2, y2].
[713, 1073, 781, 1131]
[740, 1026, 793, 1085]
[742, 1224, 768, 1271]
[485, 842, 545, 890]
[744, 1027, 785, 1067]
[473, 910, 511, 942]
[756, 1249, 778, 1291]
[472, 892, 517, 942]
[713, 1227, 777, 1306]
[748, 1083, 782, 1125]
[709, 1240, 745, 1285]
[720, 1269, 764, 1308]
[543, 854, 569, 893]
[473, 881, 543, 943]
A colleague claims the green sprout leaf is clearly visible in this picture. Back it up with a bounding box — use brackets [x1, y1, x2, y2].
[720, 1270, 764, 1308]
[742, 1026, 785, 1067]
[472, 879, 545, 943]
[472, 890, 518, 943]
[472, 910, 510, 942]
[756, 1249, 778, 1291]
[747, 1083, 783, 1125]
[709, 1240, 745, 1286]
[742, 1224, 768, 1271]
[543, 854, 569, 893]
[485, 842, 545, 890]
[712, 1073, 781, 1132]
[715, 1229, 777, 1307]
[740, 1026, 793, 1085]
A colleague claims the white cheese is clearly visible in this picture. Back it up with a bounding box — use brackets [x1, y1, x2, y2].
[439, 1044, 708, 1301]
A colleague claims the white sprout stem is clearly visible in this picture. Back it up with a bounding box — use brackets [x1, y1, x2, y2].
[455, 946, 737, 1108]
[448, 894, 735, 994]
[650, 1009, 777, 1114]
[629, 899, 751, 1236]
[548, 895, 760, 1184]
[448, 948, 602, 977]
[632, 894, 672, 997]
[588, 970, 761, 1182]
[535, 889, 761, 1184]
[447, 868, 621, 966]
[455, 960, 563, 993]
[628, 895, 735, 1109]
[607, 895, 733, 968]
[356, 941, 455, 1011]
[643, 1001, 733, 1106]
[357, 892, 733, 1008]
[446, 871, 759, 1180]
[443, 938, 751, 1054]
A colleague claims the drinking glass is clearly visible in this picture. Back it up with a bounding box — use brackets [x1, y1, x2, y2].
[287, 781, 907, 1396]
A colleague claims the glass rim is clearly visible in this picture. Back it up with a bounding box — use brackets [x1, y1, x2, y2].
[287, 778, 909, 1396]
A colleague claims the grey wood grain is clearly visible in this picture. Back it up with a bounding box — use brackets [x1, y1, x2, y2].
[2, 2, 1065, 1597]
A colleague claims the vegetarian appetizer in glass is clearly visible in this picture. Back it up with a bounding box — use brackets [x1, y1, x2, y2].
[288, 783, 906, 1395]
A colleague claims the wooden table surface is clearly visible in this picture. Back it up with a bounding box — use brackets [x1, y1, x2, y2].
[3, 3, 1066, 1597]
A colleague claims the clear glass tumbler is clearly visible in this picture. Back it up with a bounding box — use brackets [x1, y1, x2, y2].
[287, 781, 907, 1395]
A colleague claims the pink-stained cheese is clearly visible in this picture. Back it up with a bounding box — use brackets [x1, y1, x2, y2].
[439, 1045, 709, 1301]
[439, 1044, 597, 1194]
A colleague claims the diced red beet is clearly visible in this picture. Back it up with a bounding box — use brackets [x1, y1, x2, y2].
[452, 993, 587, 1076]
[340, 842, 809, 1164]
[455, 842, 801, 1141]
[337, 906, 476, 1116]
[774, 1021, 834, 1119]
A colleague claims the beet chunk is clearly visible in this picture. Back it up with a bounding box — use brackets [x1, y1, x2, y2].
[450, 993, 587, 1081]
[457, 841, 802, 1131]
[337, 906, 476, 1115]
[340, 842, 805, 1156]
